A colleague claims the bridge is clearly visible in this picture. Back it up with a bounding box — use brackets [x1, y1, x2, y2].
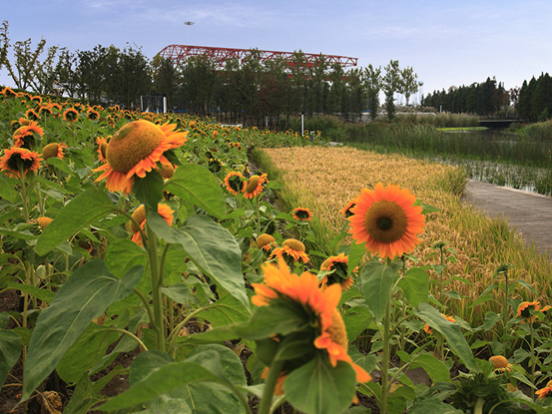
[479, 119, 519, 128]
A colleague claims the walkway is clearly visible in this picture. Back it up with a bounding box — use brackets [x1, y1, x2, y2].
[462, 180, 552, 255]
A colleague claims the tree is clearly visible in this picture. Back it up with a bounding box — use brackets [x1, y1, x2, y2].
[0, 20, 9, 72]
[55, 48, 79, 98]
[364, 64, 382, 120]
[383, 60, 401, 121]
[400, 66, 422, 106]
[152, 55, 180, 111]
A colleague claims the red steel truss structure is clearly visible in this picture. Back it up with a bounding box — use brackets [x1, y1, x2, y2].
[158, 45, 358, 69]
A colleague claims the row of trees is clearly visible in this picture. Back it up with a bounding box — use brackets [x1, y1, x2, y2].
[0, 20, 423, 126]
[518, 73, 552, 122]
[422, 77, 511, 117]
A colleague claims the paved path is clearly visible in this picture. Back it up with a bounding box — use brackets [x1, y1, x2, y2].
[462, 180, 552, 255]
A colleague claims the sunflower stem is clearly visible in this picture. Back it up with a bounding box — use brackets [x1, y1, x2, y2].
[145, 206, 165, 351]
[256, 196, 261, 236]
[19, 165, 29, 221]
[259, 358, 285, 414]
[530, 321, 535, 399]
[380, 277, 392, 414]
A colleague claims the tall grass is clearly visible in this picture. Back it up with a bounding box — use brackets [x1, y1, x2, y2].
[393, 112, 480, 127]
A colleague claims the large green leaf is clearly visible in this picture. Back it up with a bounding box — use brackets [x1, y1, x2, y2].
[414, 303, 480, 372]
[22, 260, 144, 401]
[398, 267, 429, 307]
[0, 330, 21, 388]
[35, 189, 115, 255]
[133, 170, 164, 211]
[410, 398, 463, 414]
[347, 241, 366, 275]
[149, 213, 249, 310]
[104, 238, 148, 279]
[285, 354, 357, 414]
[358, 261, 402, 322]
[410, 354, 450, 383]
[165, 163, 226, 219]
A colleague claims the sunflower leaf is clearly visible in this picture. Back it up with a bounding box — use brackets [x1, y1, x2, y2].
[358, 260, 402, 322]
[133, 169, 164, 210]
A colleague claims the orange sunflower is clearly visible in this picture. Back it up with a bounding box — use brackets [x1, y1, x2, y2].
[270, 239, 309, 264]
[517, 301, 540, 324]
[25, 109, 40, 121]
[341, 200, 357, 218]
[96, 136, 110, 163]
[292, 207, 313, 222]
[244, 174, 268, 199]
[13, 122, 44, 149]
[257, 233, 277, 252]
[1, 86, 18, 98]
[489, 355, 512, 373]
[252, 258, 371, 386]
[63, 108, 79, 122]
[94, 120, 188, 195]
[129, 204, 174, 247]
[423, 314, 455, 335]
[536, 380, 552, 400]
[224, 171, 245, 196]
[320, 253, 356, 291]
[348, 183, 425, 259]
[87, 109, 100, 121]
[0, 147, 42, 178]
[42, 143, 67, 160]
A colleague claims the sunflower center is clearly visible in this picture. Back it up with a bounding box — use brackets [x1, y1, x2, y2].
[107, 120, 164, 173]
[129, 205, 147, 233]
[295, 209, 310, 220]
[283, 239, 305, 252]
[327, 309, 348, 350]
[245, 175, 260, 193]
[364, 200, 408, 244]
[43, 143, 59, 160]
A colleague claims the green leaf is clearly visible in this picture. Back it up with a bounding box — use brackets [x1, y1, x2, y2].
[343, 306, 373, 342]
[348, 241, 366, 275]
[47, 157, 73, 175]
[130, 350, 175, 385]
[22, 260, 144, 401]
[285, 354, 357, 414]
[104, 238, 148, 279]
[99, 361, 221, 411]
[162, 284, 191, 304]
[5, 281, 55, 303]
[165, 163, 227, 219]
[133, 170, 164, 211]
[358, 261, 402, 322]
[149, 213, 249, 311]
[410, 398, 463, 414]
[0, 330, 21, 387]
[398, 267, 429, 307]
[414, 303, 479, 372]
[483, 311, 501, 331]
[185, 344, 247, 386]
[35, 189, 115, 255]
[349, 347, 377, 374]
[410, 354, 450, 383]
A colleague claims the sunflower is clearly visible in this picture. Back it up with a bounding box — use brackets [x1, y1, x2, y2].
[257, 233, 277, 252]
[536, 380, 552, 400]
[38, 106, 53, 117]
[30, 95, 42, 105]
[87, 109, 100, 121]
[37, 217, 53, 230]
[42, 143, 67, 160]
[517, 301, 540, 324]
[94, 120, 188, 195]
[1, 86, 17, 98]
[25, 109, 40, 121]
[208, 158, 222, 173]
[63, 108, 79, 123]
[224, 171, 245, 196]
[341, 200, 356, 218]
[320, 253, 355, 291]
[348, 183, 425, 259]
[244, 174, 268, 199]
[489, 356, 512, 373]
[96, 136, 110, 163]
[157, 162, 175, 179]
[292, 207, 313, 222]
[540, 305, 552, 318]
[0, 147, 42, 178]
[270, 239, 309, 264]
[252, 258, 371, 387]
[423, 314, 455, 335]
[13, 122, 44, 149]
[129, 204, 174, 247]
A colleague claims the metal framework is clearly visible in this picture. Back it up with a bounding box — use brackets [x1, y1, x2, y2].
[158, 45, 358, 69]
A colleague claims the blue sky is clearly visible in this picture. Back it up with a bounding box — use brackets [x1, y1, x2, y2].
[2, 0, 552, 101]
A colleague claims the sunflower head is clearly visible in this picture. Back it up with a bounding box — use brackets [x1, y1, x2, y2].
[517, 301, 540, 323]
[224, 171, 245, 196]
[341, 200, 356, 218]
[157, 162, 175, 179]
[10, 120, 21, 131]
[63, 108, 79, 122]
[26, 109, 40, 121]
[37, 217, 53, 230]
[129, 205, 147, 234]
[42, 143, 67, 160]
[292, 207, 313, 222]
[244, 174, 268, 199]
[536, 380, 552, 400]
[257, 234, 276, 250]
[87, 109, 100, 121]
[271, 239, 309, 265]
[283, 239, 305, 252]
[0, 147, 42, 178]
[13, 123, 44, 150]
[129, 204, 174, 246]
[320, 253, 354, 291]
[1, 87, 18, 98]
[348, 183, 425, 259]
[208, 158, 222, 173]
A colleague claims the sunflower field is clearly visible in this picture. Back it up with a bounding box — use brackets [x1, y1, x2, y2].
[1, 87, 552, 414]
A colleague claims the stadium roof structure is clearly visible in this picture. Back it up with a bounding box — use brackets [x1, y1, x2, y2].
[157, 45, 358, 69]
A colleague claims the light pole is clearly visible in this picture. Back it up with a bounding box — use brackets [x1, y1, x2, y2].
[183, 21, 195, 45]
